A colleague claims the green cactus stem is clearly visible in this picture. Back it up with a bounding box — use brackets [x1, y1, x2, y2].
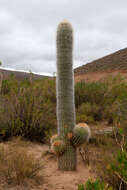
[58, 144, 76, 170]
[56, 19, 76, 170]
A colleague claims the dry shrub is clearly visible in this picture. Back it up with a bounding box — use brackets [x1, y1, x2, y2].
[79, 143, 90, 166]
[0, 77, 56, 143]
[95, 154, 123, 189]
[0, 142, 42, 186]
[90, 134, 113, 147]
[8, 136, 32, 148]
[88, 134, 125, 189]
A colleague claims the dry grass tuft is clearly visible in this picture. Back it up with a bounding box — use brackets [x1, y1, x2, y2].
[0, 140, 42, 186]
[8, 136, 32, 148]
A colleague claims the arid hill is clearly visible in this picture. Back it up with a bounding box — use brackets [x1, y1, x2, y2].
[74, 47, 127, 82]
[0, 68, 51, 81]
[1, 47, 127, 82]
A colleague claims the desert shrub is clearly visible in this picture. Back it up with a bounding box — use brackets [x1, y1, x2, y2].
[96, 151, 127, 189]
[76, 114, 95, 124]
[78, 179, 112, 190]
[1, 74, 19, 95]
[0, 143, 42, 185]
[1, 80, 10, 94]
[0, 77, 56, 142]
[109, 150, 127, 189]
[103, 100, 121, 124]
[75, 81, 107, 124]
[76, 102, 101, 123]
[108, 128, 127, 189]
[95, 155, 121, 189]
[0, 74, 127, 141]
[103, 76, 127, 124]
[75, 81, 107, 107]
[94, 127, 127, 190]
[75, 75, 127, 125]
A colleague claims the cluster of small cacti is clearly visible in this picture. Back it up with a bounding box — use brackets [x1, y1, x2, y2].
[72, 123, 91, 147]
[50, 123, 91, 156]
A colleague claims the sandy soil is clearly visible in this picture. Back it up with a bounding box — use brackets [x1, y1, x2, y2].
[31, 144, 93, 190]
[0, 123, 114, 190]
[0, 142, 94, 190]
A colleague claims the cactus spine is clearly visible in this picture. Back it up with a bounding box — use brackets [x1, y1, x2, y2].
[56, 20, 76, 170]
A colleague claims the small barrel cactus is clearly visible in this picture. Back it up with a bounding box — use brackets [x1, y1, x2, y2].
[72, 123, 91, 146]
[51, 140, 66, 155]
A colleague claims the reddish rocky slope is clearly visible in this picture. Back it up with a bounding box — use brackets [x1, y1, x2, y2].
[74, 47, 127, 82]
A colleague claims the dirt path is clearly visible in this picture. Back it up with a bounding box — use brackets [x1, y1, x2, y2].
[29, 144, 93, 190]
[0, 141, 95, 190]
[1, 123, 113, 190]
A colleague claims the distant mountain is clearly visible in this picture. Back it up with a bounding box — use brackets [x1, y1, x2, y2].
[1, 47, 127, 83]
[0, 67, 52, 80]
[74, 48, 127, 82]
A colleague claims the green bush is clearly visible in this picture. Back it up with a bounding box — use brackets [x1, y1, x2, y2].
[75, 81, 107, 107]
[0, 77, 56, 142]
[75, 75, 127, 125]
[110, 151, 127, 184]
[108, 128, 127, 189]
[94, 127, 127, 189]
[0, 74, 127, 142]
[76, 102, 101, 123]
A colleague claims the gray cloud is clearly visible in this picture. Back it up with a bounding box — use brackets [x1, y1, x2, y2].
[0, 0, 127, 74]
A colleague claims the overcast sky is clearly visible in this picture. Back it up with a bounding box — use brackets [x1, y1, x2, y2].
[0, 0, 127, 75]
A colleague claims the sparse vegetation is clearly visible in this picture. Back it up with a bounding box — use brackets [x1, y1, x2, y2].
[0, 76, 56, 142]
[0, 138, 42, 187]
[78, 179, 112, 190]
[0, 74, 126, 142]
[0, 73, 126, 188]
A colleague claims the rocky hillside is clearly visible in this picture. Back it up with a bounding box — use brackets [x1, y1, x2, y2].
[74, 47, 127, 82]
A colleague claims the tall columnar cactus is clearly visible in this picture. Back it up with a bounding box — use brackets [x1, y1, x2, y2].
[56, 20, 76, 170]
[50, 20, 91, 170]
